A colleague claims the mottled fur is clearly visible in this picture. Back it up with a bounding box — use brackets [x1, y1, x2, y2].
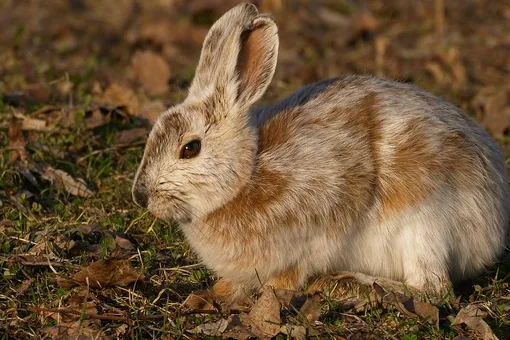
[132, 3, 509, 301]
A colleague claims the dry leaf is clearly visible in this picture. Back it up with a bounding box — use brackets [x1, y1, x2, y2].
[9, 254, 64, 267]
[472, 86, 510, 139]
[193, 318, 229, 337]
[221, 314, 254, 340]
[452, 304, 498, 340]
[8, 117, 29, 164]
[40, 320, 106, 339]
[85, 109, 111, 129]
[95, 83, 140, 116]
[20, 116, 48, 131]
[373, 282, 439, 325]
[116, 127, 149, 145]
[248, 286, 281, 338]
[114, 235, 135, 250]
[278, 324, 307, 340]
[183, 290, 218, 312]
[131, 50, 171, 96]
[40, 166, 94, 197]
[69, 259, 143, 288]
[298, 293, 322, 323]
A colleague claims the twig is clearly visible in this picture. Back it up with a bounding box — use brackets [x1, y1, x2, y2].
[25, 306, 223, 323]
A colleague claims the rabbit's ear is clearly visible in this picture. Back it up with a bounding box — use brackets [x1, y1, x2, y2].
[235, 15, 278, 107]
[188, 3, 278, 109]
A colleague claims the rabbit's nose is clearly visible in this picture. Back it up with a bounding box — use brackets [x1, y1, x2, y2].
[132, 185, 148, 208]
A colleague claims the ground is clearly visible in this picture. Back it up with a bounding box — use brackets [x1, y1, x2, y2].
[1, 0, 510, 339]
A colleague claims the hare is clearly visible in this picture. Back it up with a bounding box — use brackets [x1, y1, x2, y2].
[132, 3, 509, 303]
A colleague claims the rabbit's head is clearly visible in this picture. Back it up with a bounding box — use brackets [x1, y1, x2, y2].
[132, 3, 278, 222]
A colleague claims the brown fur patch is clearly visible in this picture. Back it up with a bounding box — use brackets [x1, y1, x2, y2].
[259, 108, 301, 151]
[270, 267, 300, 290]
[379, 118, 441, 219]
[205, 165, 289, 241]
[211, 279, 234, 300]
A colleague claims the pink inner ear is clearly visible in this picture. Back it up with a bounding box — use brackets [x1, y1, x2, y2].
[236, 25, 268, 97]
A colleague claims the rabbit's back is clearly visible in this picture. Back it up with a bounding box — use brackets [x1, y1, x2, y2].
[251, 75, 508, 284]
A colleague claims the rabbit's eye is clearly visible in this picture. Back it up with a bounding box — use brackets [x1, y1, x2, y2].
[180, 140, 201, 159]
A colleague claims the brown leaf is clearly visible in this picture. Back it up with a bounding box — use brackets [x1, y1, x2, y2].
[131, 50, 171, 96]
[115, 127, 149, 145]
[452, 304, 498, 340]
[247, 286, 281, 338]
[472, 87, 510, 139]
[183, 290, 218, 312]
[9, 254, 64, 268]
[85, 109, 111, 129]
[19, 115, 48, 131]
[8, 117, 29, 164]
[95, 83, 140, 116]
[40, 166, 94, 197]
[40, 320, 106, 340]
[193, 318, 229, 337]
[69, 259, 143, 288]
[221, 314, 254, 340]
[278, 324, 307, 340]
[373, 283, 439, 325]
[298, 292, 322, 323]
[114, 235, 135, 250]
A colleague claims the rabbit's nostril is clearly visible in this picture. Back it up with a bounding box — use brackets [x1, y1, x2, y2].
[133, 186, 148, 208]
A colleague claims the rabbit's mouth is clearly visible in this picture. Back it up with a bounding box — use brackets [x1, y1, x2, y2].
[147, 196, 192, 224]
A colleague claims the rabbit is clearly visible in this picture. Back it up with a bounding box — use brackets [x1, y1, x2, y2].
[132, 3, 509, 303]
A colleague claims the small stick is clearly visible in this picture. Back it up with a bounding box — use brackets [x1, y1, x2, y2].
[25, 306, 223, 322]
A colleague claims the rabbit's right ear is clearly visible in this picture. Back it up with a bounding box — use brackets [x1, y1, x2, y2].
[187, 3, 278, 110]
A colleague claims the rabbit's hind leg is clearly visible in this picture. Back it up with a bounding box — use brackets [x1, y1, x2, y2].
[308, 271, 452, 304]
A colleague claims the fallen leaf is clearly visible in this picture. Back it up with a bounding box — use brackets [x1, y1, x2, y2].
[114, 235, 135, 250]
[452, 304, 498, 340]
[40, 166, 94, 197]
[69, 259, 143, 288]
[221, 314, 254, 340]
[248, 286, 281, 338]
[472, 86, 510, 139]
[95, 83, 140, 116]
[131, 50, 171, 96]
[40, 320, 105, 339]
[9, 254, 64, 267]
[8, 117, 29, 164]
[193, 318, 229, 337]
[115, 127, 149, 145]
[373, 282, 439, 326]
[297, 292, 322, 323]
[19, 115, 48, 131]
[85, 109, 111, 129]
[278, 324, 307, 340]
[183, 290, 218, 312]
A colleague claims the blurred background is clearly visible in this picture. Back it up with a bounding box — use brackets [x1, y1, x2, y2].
[0, 0, 509, 139]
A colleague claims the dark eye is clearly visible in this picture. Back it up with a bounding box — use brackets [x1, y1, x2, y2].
[180, 139, 201, 159]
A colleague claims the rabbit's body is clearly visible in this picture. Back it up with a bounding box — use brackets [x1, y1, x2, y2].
[180, 75, 508, 298]
[133, 4, 508, 301]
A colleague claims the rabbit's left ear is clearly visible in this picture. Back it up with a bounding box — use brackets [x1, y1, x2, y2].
[234, 15, 279, 107]
[188, 4, 278, 110]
